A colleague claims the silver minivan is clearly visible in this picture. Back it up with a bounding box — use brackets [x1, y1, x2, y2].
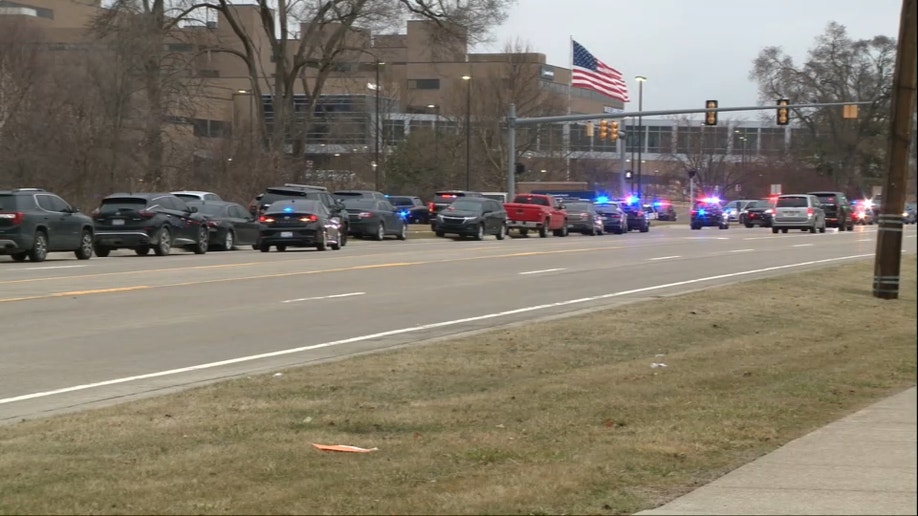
[772, 194, 826, 234]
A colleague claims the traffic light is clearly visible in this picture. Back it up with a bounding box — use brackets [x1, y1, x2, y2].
[610, 121, 619, 142]
[704, 100, 718, 126]
[776, 98, 790, 125]
[585, 121, 594, 137]
[599, 120, 608, 139]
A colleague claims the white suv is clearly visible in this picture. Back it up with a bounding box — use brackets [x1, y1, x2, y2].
[772, 194, 826, 234]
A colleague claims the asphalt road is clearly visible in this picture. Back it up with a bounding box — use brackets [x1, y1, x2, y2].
[1, 224, 915, 422]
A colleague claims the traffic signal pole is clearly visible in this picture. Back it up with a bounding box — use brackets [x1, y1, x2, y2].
[873, 0, 916, 300]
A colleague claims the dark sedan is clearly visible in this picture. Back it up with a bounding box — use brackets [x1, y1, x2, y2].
[257, 199, 342, 252]
[387, 195, 430, 224]
[595, 202, 628, 234]
[740, 199, 776, 228]
[186, 200, 261, 250]
[564, 201, 604, 235]
[341, 198, 407, 240]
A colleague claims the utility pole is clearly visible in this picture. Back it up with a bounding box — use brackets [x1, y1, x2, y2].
[874, 0, 917, 299]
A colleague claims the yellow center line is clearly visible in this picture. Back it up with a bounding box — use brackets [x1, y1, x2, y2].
[0, 245, 623, 303]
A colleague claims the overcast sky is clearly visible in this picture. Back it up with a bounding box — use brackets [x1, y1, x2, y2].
[473, 0, 903, 113]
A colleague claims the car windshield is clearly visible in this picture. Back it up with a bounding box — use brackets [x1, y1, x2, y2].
[100, 198, 147, 214]
[595, 204, 621, 213]
[777, 197, 808, 208]
[747, 201, 772, 209]
[812, 195, 837, 204]
[342, 198, 378, 210]
[448, 200, 484, 212]
[267, 200, 321, 214]
[189, 203, 226, 216]
[566, 202, 592, 211]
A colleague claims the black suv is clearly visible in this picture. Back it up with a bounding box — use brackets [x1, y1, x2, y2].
[807, 191, 854, 231]
[428, 190, 484, 230]
[0, 188, 95, 262]
[433, 197, 507, 240]
[92, 193, 209, 257]
[690, 200, 729, 230]
[249, 184, 348, 246]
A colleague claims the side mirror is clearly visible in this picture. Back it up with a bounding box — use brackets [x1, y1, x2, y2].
[188, 206, 198, 213]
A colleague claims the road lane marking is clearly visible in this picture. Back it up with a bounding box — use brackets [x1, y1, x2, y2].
[0, 286, 151, 303]
[858, 239, 872, 242]
[792, 244, 814, 247]
[17, 265, 89, 271]
[282, 292, 365, 303]
[0, 253, 875, 407]
[730, 249, 754, 253]
[519, 268, 566, 275]
[0, 245, 625, 286]
[648, 256, 680, 261]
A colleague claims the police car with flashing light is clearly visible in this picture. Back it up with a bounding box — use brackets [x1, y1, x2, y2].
[690, 197, 729, 230]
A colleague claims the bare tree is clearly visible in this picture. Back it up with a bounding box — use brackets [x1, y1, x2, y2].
[203, 0, 511, 175]
[750, 22, 896, 194]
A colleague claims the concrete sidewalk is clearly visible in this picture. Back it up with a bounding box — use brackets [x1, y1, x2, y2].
[637, 386, 917, 515]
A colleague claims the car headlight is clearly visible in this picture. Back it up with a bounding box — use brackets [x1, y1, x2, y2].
[903, 212, 909, 217]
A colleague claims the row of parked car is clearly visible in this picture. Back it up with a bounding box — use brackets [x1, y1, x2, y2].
[0, 185, 416, 262]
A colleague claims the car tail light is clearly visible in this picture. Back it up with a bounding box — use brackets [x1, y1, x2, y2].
[0, 211, 24, 225]
[357, 212, 373, 219]
[137, 210, 155, 218]
[90, 208, 101, 217]
[806, 208, 814, 217]
[259, 215, 275, 223]
[428, 202, 435, 213]
[579, 212, 589, 217]
[206, 220, 219, 228]
[299, 214, 318, 223]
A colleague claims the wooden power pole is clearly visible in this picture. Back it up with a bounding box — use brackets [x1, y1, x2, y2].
[873, 0, 917, 299]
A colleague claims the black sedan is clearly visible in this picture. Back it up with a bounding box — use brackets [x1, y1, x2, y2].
[564, 200, 604, 235]
[257, 199, 342, 252]
[740, 199, 776, 228]
[342, 198, 408, 240]
[387, 195, 430, 224]
[186, 200, 261, 250]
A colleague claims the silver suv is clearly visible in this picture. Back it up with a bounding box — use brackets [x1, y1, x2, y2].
[771, 194, 826, 234]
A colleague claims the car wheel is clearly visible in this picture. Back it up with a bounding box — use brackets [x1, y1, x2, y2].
[691, 224, 701, 230]
[153, 227, 172, 256]
[474, 224, 485, 241]
[28, 230, 48, 262]
[11, 252, 27, 262]
[809, 224, 817, 234]
[259, 243, 271, 253]
[745, 223, 753, 228]
[193, 226, 209, 254]
[374, 223, 385, 241]
[339, 226, 348, 247]
[276, 245, 287, 252]
[316, 231, 328, 251]
[93, 246, 111, 257]
[539, 221, 549, 238]
[772, 227, 779, 234]
[396, 223, 407, 241]
[330, 230, 341, 250]
[135, 246, 150, 256]
[496, 223, 507, 240]
[435, 231, 445, 237]
[75, 229, 93, 260]
[818, 224, 826, 234]
[223, 230, 235, 250]
[782, 228, 788, 233]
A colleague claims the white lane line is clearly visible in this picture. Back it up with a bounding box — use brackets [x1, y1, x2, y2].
[730, 249, 754, 253]
[792, 244, 814, 248]
[282, 292, 365, 304]
[0, 253, 874, 407]
[17, 265, 88, 271]
[519, 268, 566, 275]
[857, 238, 872, 242]
[648, 256, 680, 261]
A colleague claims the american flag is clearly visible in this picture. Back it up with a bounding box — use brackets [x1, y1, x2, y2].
[571, 40, 629, 103]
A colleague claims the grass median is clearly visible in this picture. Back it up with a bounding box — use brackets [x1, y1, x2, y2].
[0, 258, 915, 515]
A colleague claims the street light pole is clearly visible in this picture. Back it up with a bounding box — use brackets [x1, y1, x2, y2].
[635, 75, 647, 199]
[374, 60, 381, 191]
[462, 75, 472, 190]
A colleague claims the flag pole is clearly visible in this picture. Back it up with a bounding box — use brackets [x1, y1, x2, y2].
[565, 35, 573, 180]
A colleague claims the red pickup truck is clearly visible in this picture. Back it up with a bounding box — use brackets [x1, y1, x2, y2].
[504, 194, 568, 237]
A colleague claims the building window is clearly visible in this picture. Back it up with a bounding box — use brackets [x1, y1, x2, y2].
[193, 119, 231, 138]
[407, 79, 440, 90]
[646, 126, 673, 154]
